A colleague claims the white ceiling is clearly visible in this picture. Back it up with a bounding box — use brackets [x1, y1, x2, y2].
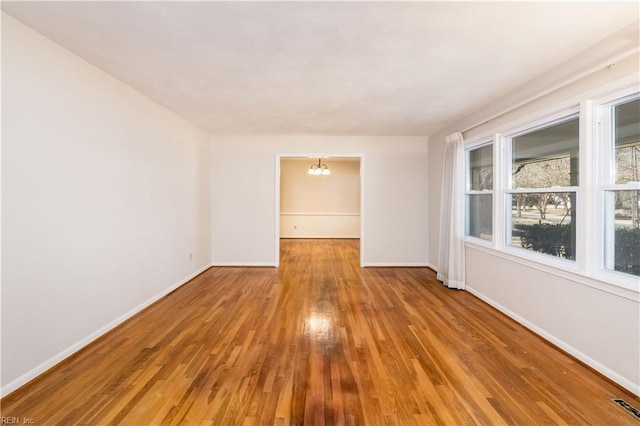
[2, 1, 638, 136]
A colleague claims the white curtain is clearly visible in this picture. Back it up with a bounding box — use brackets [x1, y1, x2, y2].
[437, 132, 466, 289]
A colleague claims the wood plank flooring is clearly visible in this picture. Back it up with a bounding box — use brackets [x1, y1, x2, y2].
[1, 239, 638, 425]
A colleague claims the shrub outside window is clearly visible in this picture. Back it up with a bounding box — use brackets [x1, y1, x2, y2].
[466, 143, 493, 241]
[506, 116, 579, 260]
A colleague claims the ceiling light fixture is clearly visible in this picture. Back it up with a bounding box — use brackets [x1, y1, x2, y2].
[308, 158, 330, 175]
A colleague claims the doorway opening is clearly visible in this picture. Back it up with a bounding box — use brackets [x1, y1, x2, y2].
[275, 154, 364, 267]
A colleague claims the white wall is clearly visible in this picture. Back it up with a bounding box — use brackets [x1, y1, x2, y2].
[1, 14, 212, 395]
[466, 248, 639, 394]
[211, 136, 428, 266]
[280, 159, 360, 238]
[428, 23, 640, 394]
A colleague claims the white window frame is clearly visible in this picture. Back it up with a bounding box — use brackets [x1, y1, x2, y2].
[501, 109, 581, 269]
[461, 80, 639, 298]
[593, 88, 640, 290]
[465, 138, 494, 246]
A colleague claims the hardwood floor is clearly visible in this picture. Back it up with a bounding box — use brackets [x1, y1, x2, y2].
[1, 239, 638, 425]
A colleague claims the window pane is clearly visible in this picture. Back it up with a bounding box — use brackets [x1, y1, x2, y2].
[469, 145, 493, 191]
[512, 118, 579, 189]
[615, 98, 640, 185]
[605, 190, 640, 277]
[466, 194, 492, 240]
[508, 192, 575, 260]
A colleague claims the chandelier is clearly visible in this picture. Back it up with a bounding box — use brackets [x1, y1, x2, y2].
[308, 158, 330, 175]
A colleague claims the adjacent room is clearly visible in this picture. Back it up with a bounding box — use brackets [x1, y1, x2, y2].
[279, 156, 362, 260]
[1, 1, 639, 424]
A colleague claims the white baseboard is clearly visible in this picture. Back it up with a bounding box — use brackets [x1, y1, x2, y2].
[0, 264, 211, 398]
[210, 262, 276, 267]
[362, 262, 431, 267]
[466, 285, 640, 397]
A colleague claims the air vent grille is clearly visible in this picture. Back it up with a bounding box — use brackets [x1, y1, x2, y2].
[612, 398, 640, 420]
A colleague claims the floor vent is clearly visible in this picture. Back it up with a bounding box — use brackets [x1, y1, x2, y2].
[612, 398, 640, 420]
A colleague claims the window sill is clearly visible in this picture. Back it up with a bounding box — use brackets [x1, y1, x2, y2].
[464, 236, 493, 248]
[464, 240, 639, 302]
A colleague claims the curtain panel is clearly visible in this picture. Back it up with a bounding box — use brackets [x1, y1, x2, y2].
[437, 132, 466, 289]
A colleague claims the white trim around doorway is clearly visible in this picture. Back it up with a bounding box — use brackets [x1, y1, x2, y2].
[275, 153, 365, 267]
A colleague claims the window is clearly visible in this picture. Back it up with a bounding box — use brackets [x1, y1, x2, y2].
[603, 97, 640, 277]
[506, 116, 579, 260]
[461, 87, 639, 293]
[465, 143, 493, 241]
